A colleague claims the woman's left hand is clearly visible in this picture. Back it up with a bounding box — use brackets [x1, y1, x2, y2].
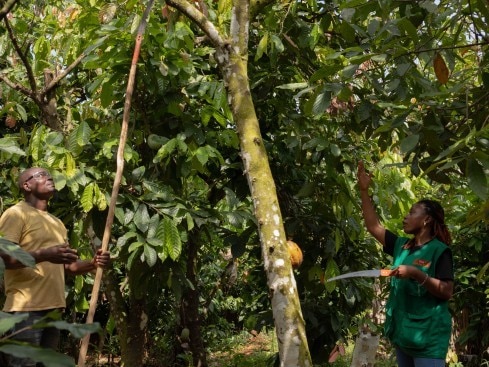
[390, 265, 418, 279]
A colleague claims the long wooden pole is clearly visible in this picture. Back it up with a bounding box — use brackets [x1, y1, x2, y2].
[77, 1, 155, 365]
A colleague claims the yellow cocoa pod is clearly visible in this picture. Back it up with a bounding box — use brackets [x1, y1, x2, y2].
[287, 240, 303, 269]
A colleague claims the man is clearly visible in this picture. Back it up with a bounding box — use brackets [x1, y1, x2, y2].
[0, 167, 110, 367]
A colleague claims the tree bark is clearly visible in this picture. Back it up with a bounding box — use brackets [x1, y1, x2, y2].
[219, 50, 313, 367]
[102, 269, 148, 366]
[181, 233, 208, 367]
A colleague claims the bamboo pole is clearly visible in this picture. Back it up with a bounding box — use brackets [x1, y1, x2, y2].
[77, 1, 155, 365]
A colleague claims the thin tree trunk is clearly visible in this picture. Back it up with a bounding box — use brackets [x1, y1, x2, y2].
[182, 233, 208, 367]
[102, 269, 148, 366]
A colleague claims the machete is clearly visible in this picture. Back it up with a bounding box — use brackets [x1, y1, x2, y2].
[326, 269, 393, 282]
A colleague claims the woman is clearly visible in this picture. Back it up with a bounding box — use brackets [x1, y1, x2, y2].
[357, 161, 454, 367]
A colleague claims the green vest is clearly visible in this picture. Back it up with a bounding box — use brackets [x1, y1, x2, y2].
[384, 237, 452, 358]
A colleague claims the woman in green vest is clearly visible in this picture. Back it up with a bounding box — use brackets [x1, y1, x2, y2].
[357, 161, 454, 367]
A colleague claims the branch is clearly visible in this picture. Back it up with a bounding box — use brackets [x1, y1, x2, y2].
[166, 0, 226, 48]
[0, 0, 18, 21]
[0, 74, 37, 100]
[40, 36, 108, 100]
[3, 16, 38, 94]
[406, 41, 489, 56]
[230, 0, 250, 56]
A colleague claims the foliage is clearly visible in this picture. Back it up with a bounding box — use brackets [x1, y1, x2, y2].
[0, 237, 35, 278]
[0, 311, 100, 367]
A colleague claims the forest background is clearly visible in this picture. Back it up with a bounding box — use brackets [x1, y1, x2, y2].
[0, 0, 488, 366]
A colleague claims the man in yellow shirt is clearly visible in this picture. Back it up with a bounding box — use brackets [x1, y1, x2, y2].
[0, 167, 110, 367]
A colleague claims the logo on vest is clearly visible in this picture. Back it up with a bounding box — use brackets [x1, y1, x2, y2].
[413, 259, 431, 268]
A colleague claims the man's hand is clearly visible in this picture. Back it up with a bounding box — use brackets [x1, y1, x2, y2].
[91, 249, 110, 268]
[39, 244, 78, 264]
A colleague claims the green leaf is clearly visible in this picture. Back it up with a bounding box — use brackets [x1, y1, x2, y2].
[420, 0, 438, 13]
[68, 122, 91, 157]
[396, 63, 411, 77]
[270, 34, 284, 53]
[154, 138, 178, 163]
[134, 204, 150, 233]
[80, 183, 94, 212]
[100, 80, 114, 108]
[194, 147, 209, 165]
[341, 64, 358, 78]
[397, 18, 418, 42]
[185, 212, 194, 231]
[0, 344, 75, 367]
[339, 21, 356, 43]
[45, 320, 100, 338]
[324, 258, 340, 293]
[255, 33, 268, 61]
[0, 138, 26, 156]
[276, 82, 308, 90]
[143, 244, 157, 267]
[400, 134, 419, 154]
[477, 261, 489, 283]
[156, 217, 182, 261]
[330, 144, 341, 157]
[131, 14, 142, 35]
[16, 104, 27, 122]
[0, 312, 29, 335]
[128, 241, 144, 253]
[467, 159, 488, 199]
[311, 90, 331, 116]
[367, 18, 380, 36]
[371, 54, 387, 62]
[0, 239, 35, 269]
[307, 265, 323, 284]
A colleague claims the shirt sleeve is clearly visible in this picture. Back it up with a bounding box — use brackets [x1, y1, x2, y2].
[384, 229, 397, 257]
[0, 207, 23, 244]
[435, 248, 454, 281]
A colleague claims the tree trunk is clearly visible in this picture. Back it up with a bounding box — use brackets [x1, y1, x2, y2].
[216, 4, 313, 366]
[103, 269, 148, 366]
[182, 233, 208, 367]
[221, 51, 313, 367]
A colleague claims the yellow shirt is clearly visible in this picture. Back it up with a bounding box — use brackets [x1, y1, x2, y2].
[0, 201, 67, 311]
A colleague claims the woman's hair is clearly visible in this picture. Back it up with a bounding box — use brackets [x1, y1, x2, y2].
[418, 199, 452, 245]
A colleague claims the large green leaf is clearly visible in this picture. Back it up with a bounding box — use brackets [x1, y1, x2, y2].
[156, 217, 182, 261]
[466, 158, 488, 200]
[0, 312, 29, 335]
[134, 204, 150, 233]
[67, 122, 92, 157]
[0, 238, 35, 269]
[0, 138, 26, 156]
[0, 344, 75, 367]
[324, 258, 340, 293]
[142, 244, 157, 267]
[400, 134, 419, 154]
[80, 183, 94, 212]
[255, 32, 268, 61]
[43, 320, 100, 338]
